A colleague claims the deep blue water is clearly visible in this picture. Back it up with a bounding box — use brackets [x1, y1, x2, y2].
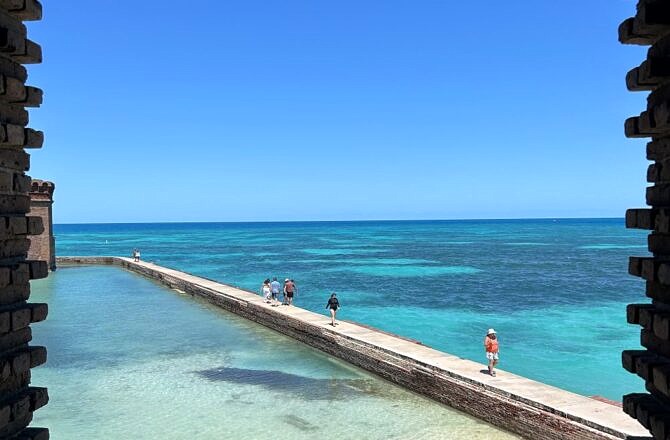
[53, 218, 648, 400]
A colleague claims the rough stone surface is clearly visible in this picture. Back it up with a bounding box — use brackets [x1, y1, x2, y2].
[0, 1, 48, 437]
[622, 2, 670, 438]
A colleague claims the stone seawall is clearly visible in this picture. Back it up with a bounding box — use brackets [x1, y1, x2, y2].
[56, 256, 649, 440]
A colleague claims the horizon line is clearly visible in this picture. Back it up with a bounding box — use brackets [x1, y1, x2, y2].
[53, 216, 626, 226]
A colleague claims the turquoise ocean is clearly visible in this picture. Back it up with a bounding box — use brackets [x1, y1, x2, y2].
[51, 218, 647, 401]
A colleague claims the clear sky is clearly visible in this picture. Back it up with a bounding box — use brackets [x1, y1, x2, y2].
[27, 0, 647, 223]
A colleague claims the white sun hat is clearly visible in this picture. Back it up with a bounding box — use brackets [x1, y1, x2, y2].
[487, 328, 496, 335]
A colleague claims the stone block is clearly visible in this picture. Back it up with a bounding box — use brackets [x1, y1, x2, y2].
[0, 266, 9, 288]
[652, 310, 670, 339]
[9, 215, 26, 235]
[628, 303, 656, 325]
[15, 427, 49, 440]
[626, 116, 646, 138]
[649, 412, 670, 440]
[0, 168, 12, 192]
[0, 283, 30, 305]
[649, 138, 670, 161]
[0, 122, 23, 146]
[10, 307, 30, 330]
[14, 427, 48, 440]
[0, 311, 9, 333]
[0, 149, 28, 171]
[0, 237, 29, 259]
[17, 86, 41, 107]
[0, 193, 30, 214]
[23, 128, 42, 148]
[28, 345, 44, 368]
[0, 54, 25, 82]
[13, 173, 29, 193]
[0, 0, 43, 21]
[0, 326, 30, 352]
[11, 349, 29, 374]
[11, 393, 29, 422]
[619, 17, 655, 46]
[12, 38, 40, 64]
[25, 216, 41, 235]
[28, 387, 47, 411]
[649, 233, 670, 254]
[0, 103, 29, 126]
[624, 350, 656, 373]
[27, 261, 46, 280]
[648, 281, 670, 302]
[27, 303, 45, 322]
[1, 74, 24, 101]
[11, 263, 28, 284]
[652, 362, 670, 397]
[627, 208, 655, 229]
[630, 256, 646, 277]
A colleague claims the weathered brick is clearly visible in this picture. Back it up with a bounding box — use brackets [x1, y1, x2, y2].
[27, 261, 46, 280]
[23, 128, 42, 148]
[28, 345, 44, 368]
[28, 387, 47, 411]
[12, 172, 30, 193]
[0, 237, 29, 259]
[15, 427, 49, 440]
[0, 169, 12, 192]
[11, 394, 30, 422]
[0, 0, 43, 22]
[27, 303, 45, 322]
[10, 263, 28, 284]
[0, 326, 30, 352]
[10, 307, 30, 330]
[0, 149, 28, 171]
[0, 267, 9, 288]
[8, 215, 26, 235]
[10, 350, 29, 374]
[0, 311, 9, 333]
[0, 283, 30, 305]
[0, 194, 29, 214]
[25, 216, 41, 235]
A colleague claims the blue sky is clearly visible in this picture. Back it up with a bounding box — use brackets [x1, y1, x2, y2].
[28, 0, 646, 223]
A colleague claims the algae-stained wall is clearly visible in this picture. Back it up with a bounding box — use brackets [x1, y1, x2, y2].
[27, 179, 54, 271]
[0, 1, 49, 438]
[622, 1, 670, 438]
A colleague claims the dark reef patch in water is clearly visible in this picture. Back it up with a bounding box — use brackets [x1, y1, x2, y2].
[196, 366, 385, 401]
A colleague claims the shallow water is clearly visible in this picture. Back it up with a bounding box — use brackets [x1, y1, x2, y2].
[53, 218, 647, 399]
[30, 266, 517, 439]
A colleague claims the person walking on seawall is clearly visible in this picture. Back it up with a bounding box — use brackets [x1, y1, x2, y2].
[270, 277, 281, 307]
[261, 279, 272, 304]
[326, 293, 340, 326]
[132, 248, 140, 262]
[283, 278, 295, 306]
[484, 328, 499, 377]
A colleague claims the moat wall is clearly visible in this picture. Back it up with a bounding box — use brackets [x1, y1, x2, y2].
[57, 256, 649, 440]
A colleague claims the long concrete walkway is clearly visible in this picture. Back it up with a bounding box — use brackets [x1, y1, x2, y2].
[56, 256, 650, 440]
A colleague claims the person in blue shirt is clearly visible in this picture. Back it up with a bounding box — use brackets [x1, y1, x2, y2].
[270, 277, 281, 306]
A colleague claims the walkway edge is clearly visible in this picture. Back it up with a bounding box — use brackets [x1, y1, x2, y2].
[55, 256, 650, 440]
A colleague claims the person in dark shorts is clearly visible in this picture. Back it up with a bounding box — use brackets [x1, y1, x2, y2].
[325, 293, 340, 326]
[283, 278, 295, 305]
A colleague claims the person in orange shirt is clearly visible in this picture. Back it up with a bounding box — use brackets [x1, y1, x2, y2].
[484, 328, 499, 377]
